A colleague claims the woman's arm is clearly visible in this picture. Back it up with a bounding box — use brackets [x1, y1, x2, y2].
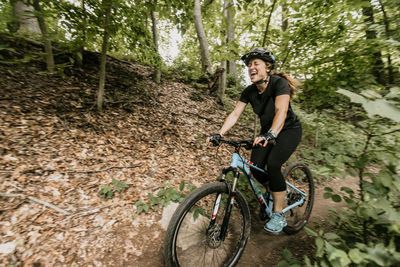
[269, 94, 290, 134]
[218, 101, 247, 136]
[253, 94, 289, 147]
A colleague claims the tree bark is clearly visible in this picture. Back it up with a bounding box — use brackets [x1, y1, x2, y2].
[194, 0, 212, 76]
[262, 0, 277, 47]
[96, 0, 112, 111]
[225, 0, 236, 74]
[281, 2, 288, 32]
[32, 0, 55, 73]
[377, 0, 394, 85]
[218, 61, 226, 105]
[76, 0, 87, 65]
[151, 3, 161, 84]
[10, 0, 41, 34]
[362, 2, 385, 85]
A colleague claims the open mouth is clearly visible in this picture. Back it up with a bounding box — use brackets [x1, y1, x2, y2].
[250, 71, 257, 78]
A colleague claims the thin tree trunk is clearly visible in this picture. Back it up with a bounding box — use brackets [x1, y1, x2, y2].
[216, 0, 231, 104]
[194, 0, 212, 76]
[76, 0, 87, 65]
[218, 61, 226, 105]
[377, 0, 394, 85]
[281, 2, 288, 32]
[362, 2, 385, 85]
[96, 0, 112, 111]
[151, 3, 161, 84]
[225, 0, 236, 74]
[262, 0, 277, 47]
[32, 0, 54, 73]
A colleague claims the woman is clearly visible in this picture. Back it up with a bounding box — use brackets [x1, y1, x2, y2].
[209, 47, 302, 233]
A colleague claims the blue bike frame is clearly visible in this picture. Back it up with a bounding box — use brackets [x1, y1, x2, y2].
[224, 151, 307, 217]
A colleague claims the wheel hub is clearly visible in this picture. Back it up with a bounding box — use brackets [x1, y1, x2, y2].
[206, 224, 222, 248]
[288, 192, 304, 207]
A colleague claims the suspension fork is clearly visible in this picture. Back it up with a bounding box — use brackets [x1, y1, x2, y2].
[210, 167, 239, 241]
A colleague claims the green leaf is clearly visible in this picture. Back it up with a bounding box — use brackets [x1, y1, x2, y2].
[152, 204, 158, 212]
[340, 186, 354, 194]
[337, 89, 400, 122]
[157, 189, 166, 197]
[323, 192, 332, 199]
[324, 187, 333, 192]
[305, 227, 318, 237]
[193, 208, 200, 221]
[324, 232, 339, 241]
[161, 199, 170, 207]
[348, 248, 364, 264]
[143, 203, 150, 212]
[179, 181, 185, 191]
[136, 205, 144, 214]
[327, 248, 351, 266]
[331, 194, 342, 202]
[147, 194, 159, 205]
[315, 237, 324, 257]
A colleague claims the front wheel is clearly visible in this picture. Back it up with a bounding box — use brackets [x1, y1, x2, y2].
[283, 163, 314, 234]
[164, 182, 251, 267]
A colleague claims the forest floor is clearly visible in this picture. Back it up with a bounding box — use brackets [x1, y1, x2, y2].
[0, 37, 357, 266]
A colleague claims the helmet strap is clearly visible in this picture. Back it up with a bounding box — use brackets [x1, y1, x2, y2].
[254, 78, 268, 85]
[254, 73, 271, 85]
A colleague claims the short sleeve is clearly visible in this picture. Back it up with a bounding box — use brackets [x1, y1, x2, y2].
[274, 77, 291, 96]
[239, 86, 251, 103]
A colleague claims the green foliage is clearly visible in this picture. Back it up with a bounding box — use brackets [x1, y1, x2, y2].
[281, 117, 400, 266]
[98, 178, 128, 199]
[135, 181, 197, 215]
[225, 72, 246, 99]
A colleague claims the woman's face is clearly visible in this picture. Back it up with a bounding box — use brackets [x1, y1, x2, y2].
[248, 58, 269, 83]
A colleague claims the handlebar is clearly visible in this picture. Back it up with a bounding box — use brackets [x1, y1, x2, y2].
[210, 136, 254, 150]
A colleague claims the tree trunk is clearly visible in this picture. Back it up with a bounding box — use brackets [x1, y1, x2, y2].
[218, 61, 226, 105]
[75, 0, 87, 65]
[225, 0, 236, 74]
[362, 2, 385, 85]
[151, 4, 161, 84]
[10, 0, 41, 34]
[96, 0, 112, 111]
[32, 0, 54, 73]
[262, 0, 277, 47]
[194, 0, 212, 76]
[377, 0, 394, 85]
[281, 2, 288, 32]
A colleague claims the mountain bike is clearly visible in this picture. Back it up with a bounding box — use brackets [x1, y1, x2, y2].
[164, 137, 314, 267]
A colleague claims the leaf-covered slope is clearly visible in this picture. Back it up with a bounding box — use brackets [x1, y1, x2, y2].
[0, 40, 253, 265]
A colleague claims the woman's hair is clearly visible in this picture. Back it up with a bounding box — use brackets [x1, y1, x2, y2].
[265, 62, 300, 97]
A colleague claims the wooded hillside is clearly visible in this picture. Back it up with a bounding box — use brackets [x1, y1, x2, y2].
[1, 0, 400, 266]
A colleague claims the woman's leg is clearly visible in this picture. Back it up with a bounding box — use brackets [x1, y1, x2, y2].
[264, 127, 302, 232]
[249, 145, 272, 185]
[267, 126, 302, 197]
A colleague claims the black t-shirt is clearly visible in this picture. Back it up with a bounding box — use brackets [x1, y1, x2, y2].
[239, 75, 301, 133]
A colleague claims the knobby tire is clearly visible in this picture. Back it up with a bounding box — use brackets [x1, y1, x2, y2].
[164, 182, 251, 267]
[282, 162, 314, 234]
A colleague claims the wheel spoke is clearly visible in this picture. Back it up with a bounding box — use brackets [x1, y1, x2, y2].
[283, 163, 314, 234]
[165, 182, 250, 267]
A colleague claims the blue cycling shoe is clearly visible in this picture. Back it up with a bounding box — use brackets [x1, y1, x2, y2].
[264, 211, 287, 233]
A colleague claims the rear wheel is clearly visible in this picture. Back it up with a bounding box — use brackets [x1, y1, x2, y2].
[164, 182, 251, 267]
[282, 163, 314, 234]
